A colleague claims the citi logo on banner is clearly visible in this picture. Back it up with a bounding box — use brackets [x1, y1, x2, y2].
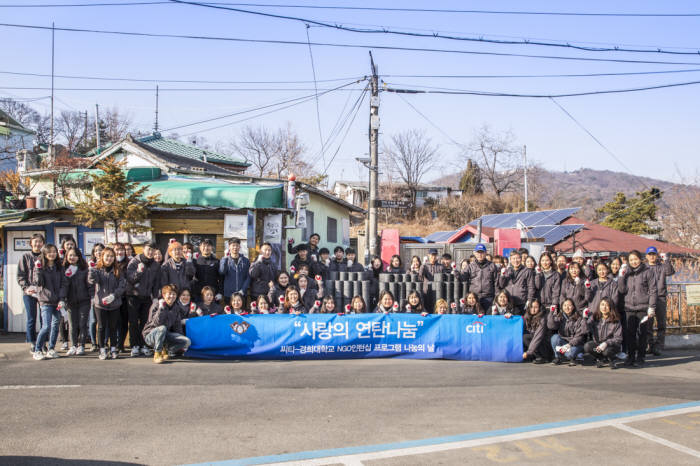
[465, 321, 485, 334]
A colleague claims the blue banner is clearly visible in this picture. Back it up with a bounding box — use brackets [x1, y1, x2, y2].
[184, 313, 523, 362]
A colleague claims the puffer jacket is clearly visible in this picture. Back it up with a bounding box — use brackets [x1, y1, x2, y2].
[647, 260, 675, 298]
[31, 263, 67, 306]
[497, 265, 535, 310]
[618, 262, 657, 311]
[587, 316, 623, 347]
[142, 299, 183, 339]
[524, 313, 547, 357]
[18, 251, 42, 294]
[249, 257, 278, 298]
[65, 267, 92, 306]
[126, 254, 161, 299]
[547, 311, 588, 347]
[559, 277, 588, 312]
[535, 269, 561, 307]
[466, 260, 499, 300]
[160, 257, 196, 293]
[586, 278, 619, 315]
[87, 267, 126, 311]
[193, 254, 221, 297]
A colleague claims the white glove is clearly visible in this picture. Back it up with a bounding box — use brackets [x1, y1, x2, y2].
[57, 301, 66, 310]
[647, 308, 655, 317]
[324, 258, 330, 266]
[500, 267, 506, 276]
[137, 263, 145, 273]
[60, 308, 67, 319]
[88, 260, 96, 269]
[215, 293, 223, 302]
[620, 263, 628, 276]
[583, 308, 590, 317]
[65, 265, 77, 277]
[34, 260, 42, 269]
[311, 255, 317, 262]
[347, 259, 353, 267]
[660, 252, 667, 261]
[185, 252, 193, 262]
[491, 304, 498, 315]
[504, 312, 512, 319]
[158, 298, 165, 309]
[574, 277, 580, 284]
[256, 254, 263, 262]
[596, 342, 608, 352]
[102, 294, 115, 305]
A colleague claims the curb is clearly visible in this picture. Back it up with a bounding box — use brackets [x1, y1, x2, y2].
[665, 334, 700, 350]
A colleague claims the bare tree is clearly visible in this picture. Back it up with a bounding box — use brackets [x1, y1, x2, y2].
[382, 129, 439, 207]
[232, 125, 280, 177]
[56, 110, 88, 153]
[0, 99, 41, 127]
[661, 173, 700, 251]
[273, 124, 307, 179]
[100, 107, 133, 144]
[467, 125, 523, 199]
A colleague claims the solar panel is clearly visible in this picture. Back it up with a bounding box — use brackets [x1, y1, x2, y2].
[425, 230, 457, 243]
[521, 224, 583, 245]
[469, 208, 580, 229]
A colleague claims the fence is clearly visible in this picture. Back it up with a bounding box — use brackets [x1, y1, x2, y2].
[399, 243, 494, 269]
[666, 283, 700, 333]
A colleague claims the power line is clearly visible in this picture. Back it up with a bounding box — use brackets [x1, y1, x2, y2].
[383, 79, 700, 98]
[163, 79, 363, 131]
[322, 85, 368, 175]
[383, 68, 700, 79]
[5, 2, 700, 17]
[395, 94, 463, 148]
[171, 0, 700, 56]
[0, 86, 364, 92]
[0, 69, 364, 84]
[4, 22, 700, 66]
[305, 24, 325, 170]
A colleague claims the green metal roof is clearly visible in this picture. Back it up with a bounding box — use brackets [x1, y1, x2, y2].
[58, 167, 162, 182]
[139, 179, 283, 209]
[137, 133, 249, 167]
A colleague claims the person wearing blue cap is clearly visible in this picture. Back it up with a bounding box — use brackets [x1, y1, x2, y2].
[465, 244, 500, 311]
[645, 246, 674, 356]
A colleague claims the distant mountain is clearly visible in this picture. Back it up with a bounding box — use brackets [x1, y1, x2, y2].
[431, 168, 685, 221]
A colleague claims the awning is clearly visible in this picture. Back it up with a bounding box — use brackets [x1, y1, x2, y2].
[1, 215, 73, 228]
[139, 180, 284, 209]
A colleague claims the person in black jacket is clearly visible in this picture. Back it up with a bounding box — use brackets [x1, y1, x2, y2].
[142, 284, 191, 364]
[645, 246, 675, 355]
[523, 299, 549, 364]
[584, 297, 623, 368]
[617, 250, 657, 367]
[535, 253, 561, 314]
[126, 242, 161, 358]
[344, 248, 364, 272]
[466, 244, 499, 311]
[88, 247, 127, 361]
[559, 262, 589, 313]
[193, 239, 221, 300]
[317, 247, 331, 280]
[548, 298, 588, 366]
[250, 243, 278, 299]
[161, 241, 196, 295]
[290, 243, 318, 276]
[31, 244, 67, 360]
[17, 233, 45, 354]
[287, 233, 321, 262]
[420, 248, 444, 312]
[386, 255, 404, 273]
[328, 246, 347, 274]
[63, 248, 91, 356]
[497, 253, 535, 315]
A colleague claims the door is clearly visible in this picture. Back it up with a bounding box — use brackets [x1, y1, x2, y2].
[6, 230, 43, 333]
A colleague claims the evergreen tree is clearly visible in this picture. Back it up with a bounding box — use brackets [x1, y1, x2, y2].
[595, 187, 662, 234]
[73, 156, 160, 240]
[459, 159, 483, 195]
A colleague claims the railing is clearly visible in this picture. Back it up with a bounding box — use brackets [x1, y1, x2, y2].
[666, 283, 700, 333]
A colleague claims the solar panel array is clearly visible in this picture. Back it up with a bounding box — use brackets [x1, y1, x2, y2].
[469, 207, 580, 229]
[521, 224, 584, 245]
[424, 230, 457, 243]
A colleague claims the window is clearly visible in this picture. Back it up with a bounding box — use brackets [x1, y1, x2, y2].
[302, 210, 314, 241]
[327, 217, 337, 243]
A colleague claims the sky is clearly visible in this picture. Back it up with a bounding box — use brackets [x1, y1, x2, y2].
[1, 1, 700, 188]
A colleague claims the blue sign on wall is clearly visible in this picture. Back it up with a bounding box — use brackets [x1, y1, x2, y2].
[185, 313, 523, 363]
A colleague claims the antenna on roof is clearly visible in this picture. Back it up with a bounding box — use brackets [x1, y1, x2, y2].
[154, 84, 159, 134]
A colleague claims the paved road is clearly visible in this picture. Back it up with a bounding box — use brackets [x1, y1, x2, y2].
[0, 334, 698, 465]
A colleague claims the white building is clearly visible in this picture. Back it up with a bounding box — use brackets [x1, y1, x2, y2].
[0, 110, 34, 172]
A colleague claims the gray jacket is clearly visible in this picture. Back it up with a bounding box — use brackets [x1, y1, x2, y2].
[497, 265, 535, 310]
[534, 270, 561, 307]
[647, 260, 675, 298]
[587, 278, 619, 315]
[618, 263, 657, 311]
[466, 260, 499, 299]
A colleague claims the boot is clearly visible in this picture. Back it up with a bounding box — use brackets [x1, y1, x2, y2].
[153, 350, 164, 364]
[161, 349, 169, 361]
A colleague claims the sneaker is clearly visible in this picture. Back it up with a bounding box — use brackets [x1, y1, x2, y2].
[568, 359, 578, 367]
[130, 346, 140, 357]
[596, 360, 606, 368]
[46, 349, 59, 359]
[141, 347, 153, 356]
[29, 343, 35, 355]
[551, 357, 562, 366]
[616, 352, 627, 360]
[98, 348, 108, 360]
[110, 347, 119, 360]
[61, 342, 69, 351]
[32, 351, 45, 361]
[90, 345, 99, 352]
[533, 357, 546, 364]
[153, 351, 164, 364]
[66, 346, 77, 356]
[76, 345, 85, 356]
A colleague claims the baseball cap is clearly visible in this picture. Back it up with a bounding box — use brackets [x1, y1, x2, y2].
[646, 246, 658, 255]
[474, 244, 487, 252]
[428, 248, 438, 255]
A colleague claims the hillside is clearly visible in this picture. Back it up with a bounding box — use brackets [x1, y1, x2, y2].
[432, 168, 684, 221]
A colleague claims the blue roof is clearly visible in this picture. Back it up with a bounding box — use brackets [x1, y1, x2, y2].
[470, 208, 580, 229]
[425, 230, 457, 243]
[521, 224, 584, 245]
[400, 236, 429, 243]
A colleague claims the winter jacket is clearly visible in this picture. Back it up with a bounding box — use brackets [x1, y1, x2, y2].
[288, 241, 319, 263]
[285, 301, 306, 314]
[345, 261, 365, 273]
[328, 259, 347, 274]
[87, 267, 126, 311]
[17, 251, 41, 294]
[535, 269, 561, 307]
[547, 311, 588, 347]
[267, 284, 288, 308]
[524, 314, 547, 358]
[466, 260, 499, 300]
[249, 257, 278, 298]
[65, 267, 92, 306]
[31, 263, 67, 306]
[459, 304, 482, 315]
[386, 266, 404, 274]
[419, 261, 445, 283]
[126, 254, 161, 299]
[373, 304, 396, 313]
[198, 301, 223, 316]
[193, 254, 221, 297]
[290, 256, 319, 276]
[618, 263, 657, 311]
[316, 260, 330, 281]
[497, 266, 535, 311]
[219, 254, 251, 298]
[587, 278, 619, 315]
[648, 260, 675, 298]
[299, 287, 323, 311]
[587, 316, 623, 347]
[559, 277, 589, 312]
[160, 257, 196, 293]
[142, 299, 183, 339]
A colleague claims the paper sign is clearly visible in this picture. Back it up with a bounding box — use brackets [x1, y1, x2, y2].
[686, 284, 700, 306]
[263, 214, 283, 244]
[104, 220, 152, 244]
[224, 214, 247, 239]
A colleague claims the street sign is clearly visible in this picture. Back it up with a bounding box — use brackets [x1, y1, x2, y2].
[373, 199, 413, 209]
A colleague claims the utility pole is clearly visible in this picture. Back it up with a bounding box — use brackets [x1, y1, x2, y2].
[523, 144, 528, 212]
[95, 103, 101, 155]
[49, 22, 55, 157]
[368, 52, 380, 259]
[154, 85, 159, 133]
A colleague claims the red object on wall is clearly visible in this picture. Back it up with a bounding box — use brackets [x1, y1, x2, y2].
[381, 229, 400, 268]
[494, 229, 521, 256]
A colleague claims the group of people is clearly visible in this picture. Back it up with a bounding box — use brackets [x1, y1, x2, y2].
[18, 231, 674, 368]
